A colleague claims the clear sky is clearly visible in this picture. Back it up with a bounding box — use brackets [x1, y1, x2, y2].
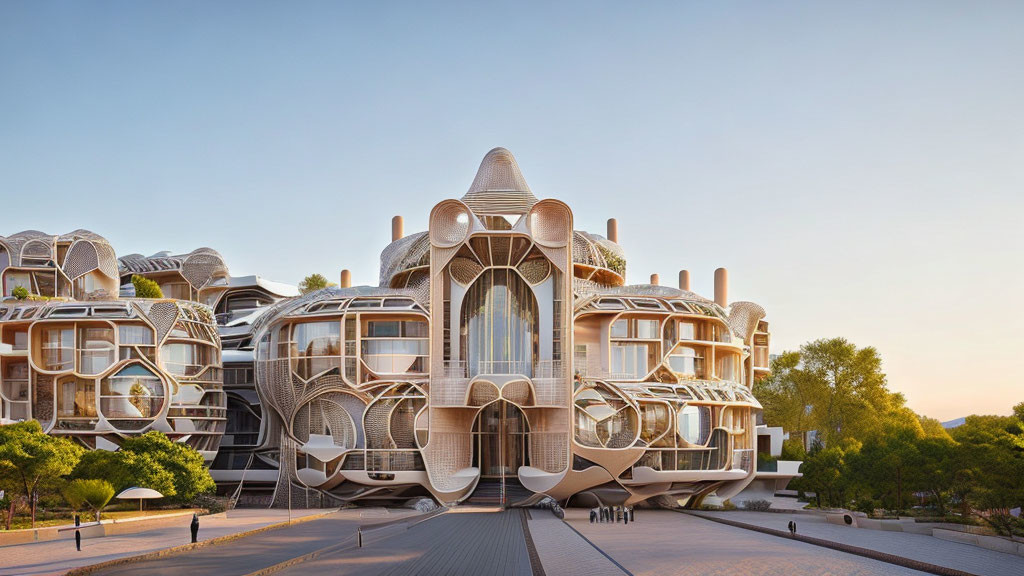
[2, 1, 1021, 421]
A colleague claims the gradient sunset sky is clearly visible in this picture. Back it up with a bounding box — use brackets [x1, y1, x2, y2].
[2, 2, 1021, 420]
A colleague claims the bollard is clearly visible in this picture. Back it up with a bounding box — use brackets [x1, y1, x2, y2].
[74, 514, 81, 552]
[357, 527, 363, 548]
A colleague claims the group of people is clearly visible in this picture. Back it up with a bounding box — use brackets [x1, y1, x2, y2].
[589, 505, 635, 524]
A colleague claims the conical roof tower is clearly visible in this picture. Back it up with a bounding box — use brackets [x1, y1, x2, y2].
[460, 147, 539, 215]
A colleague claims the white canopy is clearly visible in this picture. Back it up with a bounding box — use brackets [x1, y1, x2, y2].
[116, 487, 164, 499]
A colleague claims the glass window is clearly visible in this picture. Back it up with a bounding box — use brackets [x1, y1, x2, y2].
[41, 327, 75, 371]
[79, 327, 115, 375]
[292, 322, 341, 357]
[367, 321, 399, 338]
[636, 319, 659, 339]
[610, 319, 628, 339]
[669, 347, 698, 376]
[100, 365, 163, 418]
[161, 343, 212, 376]
[717, 355, 738, 381]
[119, 325, 154, 346]
[678, 405, 703, 444]
[58, 377, 96, 417]
[290, 321, 341, 379]
[610, 343, 648, 378]
[5, 273, 31, 296]
[460, 269, 538, 377]
[678, 322, 695, 340]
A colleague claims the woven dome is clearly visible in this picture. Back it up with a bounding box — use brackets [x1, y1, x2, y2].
[460, 147, 539, 215]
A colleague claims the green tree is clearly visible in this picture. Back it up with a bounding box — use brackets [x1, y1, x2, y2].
[754, 338, 903, 449]
[131, 274, 164, 298]
[298, 273, 336, 294]
[0, 421, 84, 527]
[796, 441, 855, 508]
[1013, 402, 1024, 424]
[63, 479, 115, 522]
[949, 414, 1024, 517]
[72, 449, 175, 496]
[119, 432, 214, 503]
[11, 285, 29, 300]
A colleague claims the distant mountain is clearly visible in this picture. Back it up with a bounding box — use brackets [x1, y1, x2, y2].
[942, 417, 966, 429]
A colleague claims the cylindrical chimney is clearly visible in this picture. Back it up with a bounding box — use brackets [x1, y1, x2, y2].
[392, 215, 404, 242]
[606, 218, 618, 243]
[714, 267, 728, 307]
[340, 269, 352, 289]
[679, 270, 691, 291]
[650, 273, 659, 286]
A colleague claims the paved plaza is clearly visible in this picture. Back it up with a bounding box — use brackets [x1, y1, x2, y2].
[562, 509, 930, 576]
[5, 506, 1021, 576]
[694, 510, 1024, 576]
[0, 508, 337, 576]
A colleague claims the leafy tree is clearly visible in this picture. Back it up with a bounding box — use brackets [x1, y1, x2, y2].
[119, 432, 215, 503]
[754, 338, 902, 449]
[63, 479, 114, 522]
[0, 421, 84, 527]
[1014, 402, 1024, 424]
[298, 273, 336, 294]
[11, 285, 28, 300]
[72, 449, 175, 496]
[797, 441, 854, 508]
[131, 274, 164, 298]
[949, 414, 1024, 516]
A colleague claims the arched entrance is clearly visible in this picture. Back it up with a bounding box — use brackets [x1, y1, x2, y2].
[472, 400, 530, 478]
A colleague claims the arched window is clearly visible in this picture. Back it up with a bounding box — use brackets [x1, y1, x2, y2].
[460, 269, 538, 376]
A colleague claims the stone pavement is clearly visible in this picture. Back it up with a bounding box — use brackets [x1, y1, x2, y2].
[527, 511, 626, 575]
[0, 508, 332, 576]
[696, 510, 1023, 576]
[563, 508, 930, 576]
[272, 510, 532, 576]
[88, 508, 416, 576]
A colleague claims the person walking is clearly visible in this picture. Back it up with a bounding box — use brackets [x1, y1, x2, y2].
[190, 513, 200, 544]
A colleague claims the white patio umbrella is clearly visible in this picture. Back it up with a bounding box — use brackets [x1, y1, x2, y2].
[116, 487, 164, 511]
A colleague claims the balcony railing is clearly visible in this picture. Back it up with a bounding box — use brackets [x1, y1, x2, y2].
[732, 449, 755, 473]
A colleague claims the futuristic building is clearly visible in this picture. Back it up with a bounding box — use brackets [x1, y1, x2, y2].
[120, 252, 298, 501]
[251, 148, 781, 508]
[0, 231, 225, 461]
[1, 230, 120, 300]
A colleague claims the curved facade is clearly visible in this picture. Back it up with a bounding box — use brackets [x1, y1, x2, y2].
[255, 148, 777, 508]
[0, 231, 226, 461]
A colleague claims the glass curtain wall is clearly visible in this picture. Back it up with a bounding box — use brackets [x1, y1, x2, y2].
[460, 269, 538, 377]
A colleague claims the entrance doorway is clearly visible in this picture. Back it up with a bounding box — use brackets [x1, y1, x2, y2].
[472, 400, 530, 479]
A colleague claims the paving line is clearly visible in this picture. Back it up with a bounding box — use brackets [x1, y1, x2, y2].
[518, 509, 545, 576]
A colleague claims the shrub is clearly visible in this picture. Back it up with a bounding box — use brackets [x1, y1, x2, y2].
[741, 499, 773, 512]
[64, 479, 115, 522]
[131, 275, 164, 298]
[120, 432, 215, 503]
[11, 286, 28, 300]
[191, 493, 227, 514]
